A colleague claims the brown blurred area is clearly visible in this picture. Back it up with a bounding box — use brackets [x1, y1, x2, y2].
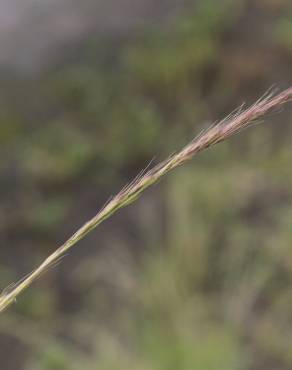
[1, 1, 292, 369]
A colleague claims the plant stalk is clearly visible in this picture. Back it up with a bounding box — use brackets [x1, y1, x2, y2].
[1, 87, 292, 313]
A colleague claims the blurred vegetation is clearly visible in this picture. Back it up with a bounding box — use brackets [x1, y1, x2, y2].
[1, 0, 292, 369]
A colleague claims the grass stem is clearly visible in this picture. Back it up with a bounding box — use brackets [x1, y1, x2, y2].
[1, 87, 292, 313]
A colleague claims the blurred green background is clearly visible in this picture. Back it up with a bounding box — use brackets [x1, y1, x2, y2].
[1, 0, 292, 369]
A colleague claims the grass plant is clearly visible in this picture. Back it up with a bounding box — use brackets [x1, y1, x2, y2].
[0, 87, 292, 313]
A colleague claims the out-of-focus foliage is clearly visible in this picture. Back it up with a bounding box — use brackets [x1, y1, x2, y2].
[0, 1, 292, 370]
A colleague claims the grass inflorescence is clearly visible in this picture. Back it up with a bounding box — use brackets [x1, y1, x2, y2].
[0, 87, 292, 313]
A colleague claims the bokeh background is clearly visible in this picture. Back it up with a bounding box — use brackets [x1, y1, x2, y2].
[1, 0, 292, 369]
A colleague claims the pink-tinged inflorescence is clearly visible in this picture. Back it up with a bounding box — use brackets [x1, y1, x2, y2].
[1, 87, 292, 313]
